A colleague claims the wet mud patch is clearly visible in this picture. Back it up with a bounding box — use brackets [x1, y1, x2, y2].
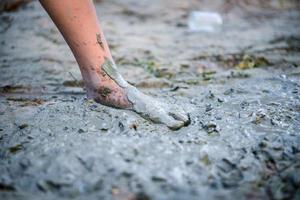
[62, 80, 84, 88]
[6, 97, 45, 106]
[191, 53, 272, 70]
[0, 85, 31, 93]
[0, 0, 31, 13]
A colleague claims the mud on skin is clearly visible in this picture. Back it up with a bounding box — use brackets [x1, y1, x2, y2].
[91, 83, 130, 109]
[96, 33, 105, 50]
[100, 57, 191, 130]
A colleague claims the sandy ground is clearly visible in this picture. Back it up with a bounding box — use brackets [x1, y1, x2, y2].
[0, 0, 300, 199]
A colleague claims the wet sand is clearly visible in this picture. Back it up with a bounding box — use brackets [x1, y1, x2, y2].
[0, 0, 300, 199]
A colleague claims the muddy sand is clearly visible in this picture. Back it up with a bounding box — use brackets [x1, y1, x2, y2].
[0, 0, 300, 200]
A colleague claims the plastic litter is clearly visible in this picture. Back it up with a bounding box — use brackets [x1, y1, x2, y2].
[188, 11, 223, 32]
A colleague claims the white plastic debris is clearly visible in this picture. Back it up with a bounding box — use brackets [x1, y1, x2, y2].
[188, 11, 223, 32]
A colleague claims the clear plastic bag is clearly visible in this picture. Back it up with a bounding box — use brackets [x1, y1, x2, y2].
[188, 11, 223, 32]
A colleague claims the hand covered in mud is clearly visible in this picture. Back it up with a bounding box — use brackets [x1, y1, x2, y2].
[89, 58, 190, 130]
[125, 85, 191, 130]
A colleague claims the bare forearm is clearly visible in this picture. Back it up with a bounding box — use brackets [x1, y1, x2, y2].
[39, 0, 111, 70]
